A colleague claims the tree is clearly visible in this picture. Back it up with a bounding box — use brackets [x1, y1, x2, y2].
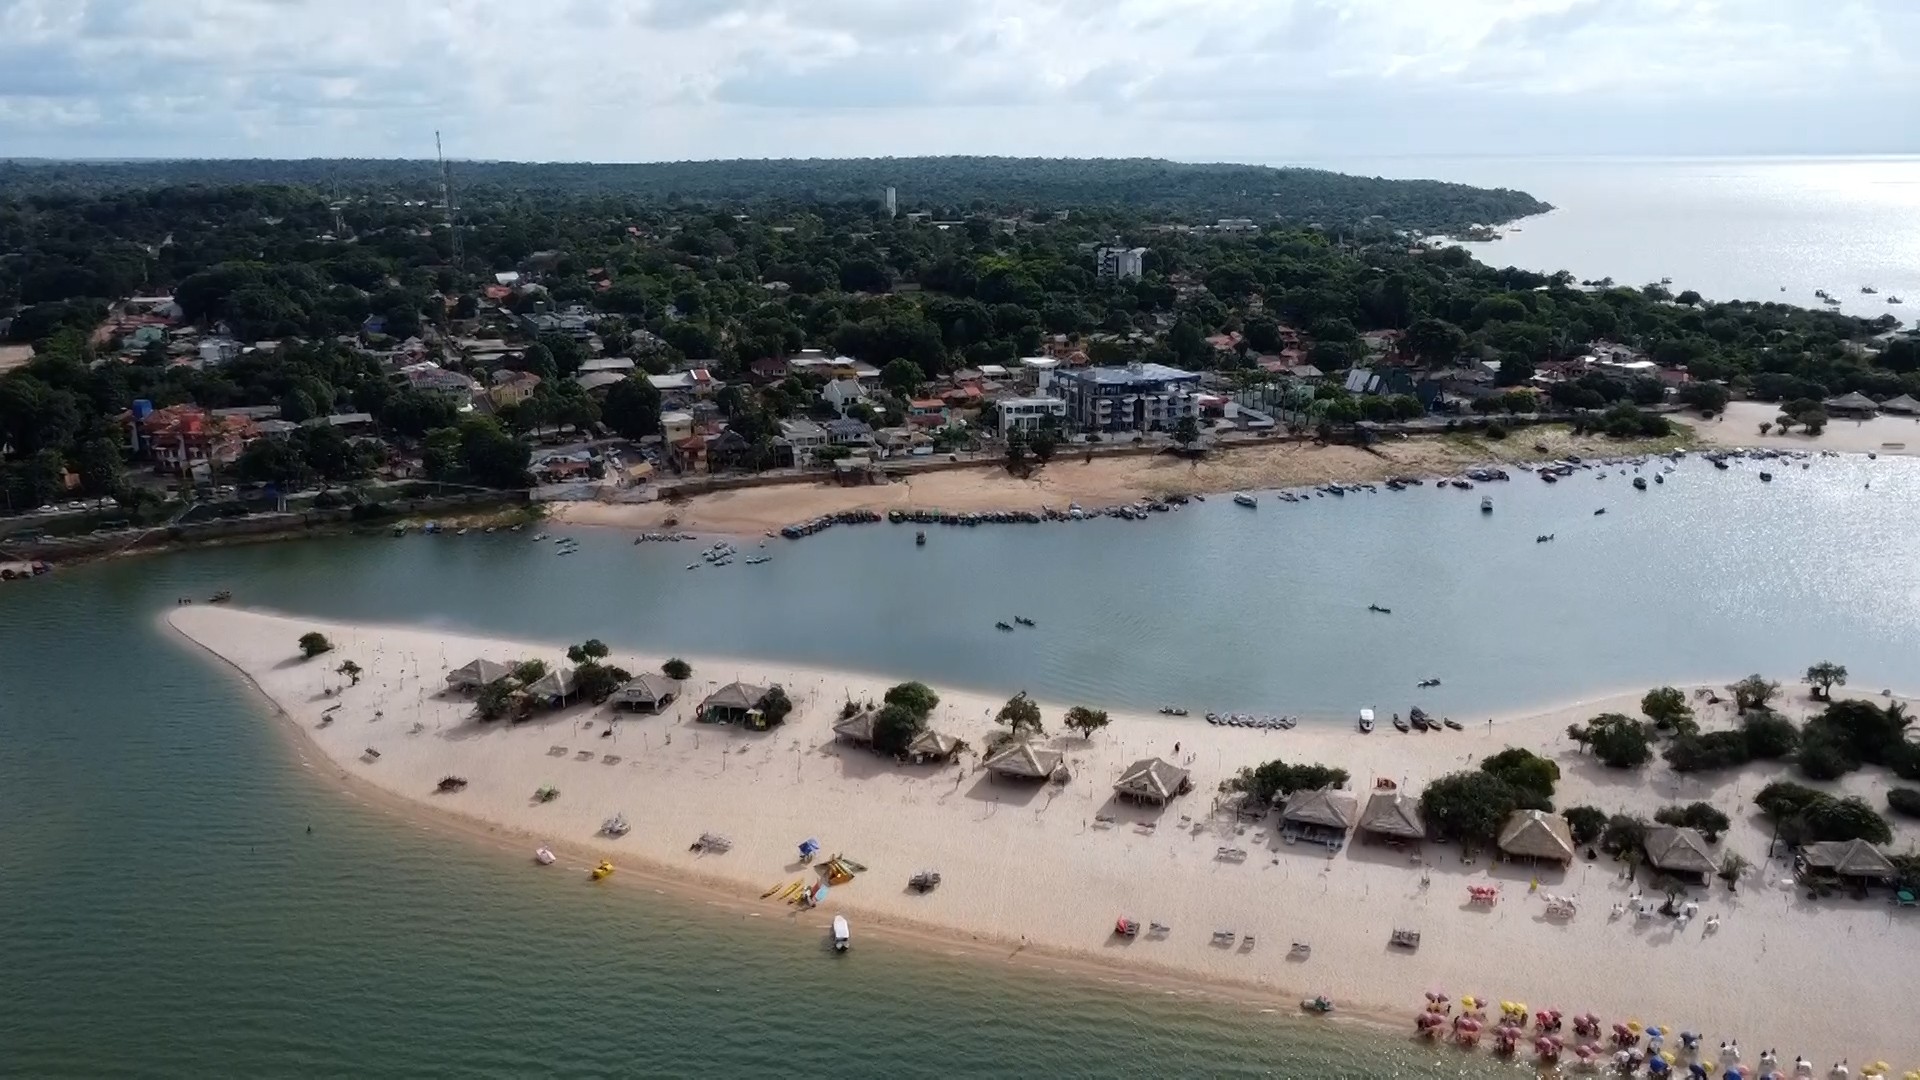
[1575, 713, 1653, 768]
[1419, 770, 1522, 850]
[1640, 686, 1694, 734]
[755, 686, 793, 727]
[1563, 805, 1608, 846]
[1796, 795, 1892, 845]
[1675, 289, 1703, 306]
[334, 659, 362, 685]
[1717, 851, 1750, 892]
[566, 639, 610, 665]
[475, 680, 516, 721]
[1886, 788, 1920, 820]
[1663, 730, 1753, 772]
[1654, 802, 1731, 841]
[1727, 674, 1779, 714]
[511, 659, 548, 684]
[298, 632, 334, 659]
[872, 703, 927, 756]
[881, 358, 925, 398]
[601, 377, 662, 441]
[1599, 814, 1649, 857]
[1004, 428, 1028, 473]
[574, 661, 630, 702]
[1029, 429, 1057, 464]
[1677, 381, 1729, 415]
[1173, 415, 1200, 448]
[1754, 781, 1827, 823]
[1221, 759, 1350, 806]
[1064, 705, 1111, 739]
[1479, 747, 1559, 803]
[883, 681, 941, 718]
[661, 658, 692, 680]
[1742, 710, 1801, 759]
[1796, 728, 1859, 781]
[1806, 699, 1911, 765]
[1802, 661, 1847, 701]
[995, 692, 1044, 737]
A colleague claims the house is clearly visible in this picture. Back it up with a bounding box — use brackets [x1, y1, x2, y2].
[1643, 826, 1718, 885]
[981, 740, 1063, 782]
[907, 399, 950, 427]
[831, 709, 880, 745]
[301, 412, 375, 432]
[576, 356, 635, 375]
[1497, 810, 1575, 865]
[778, 418, 828, 465]
[525, 667, 579, 705]
[648, 369, 716, 396]
[824, 417, 874, 447]
[198, 337, 243, 367]
[700, 681, 771, 724]
[575, 372, 626, 394]
[494, 271, 521, 286]
[490, 370, 542, 407]
[1018, 356, 1060, 394]
[1050, 364, 1201, 432]
[611, 674, 678, 713]
[1879, 394, 1920, 415]
[660, 411, 694, 444]
[669, 436, 707, 473]
[996, 396, 1068, 435]
[531, 453, 592, 483]
[1823, 391, 1879, 418]
[124, 405, 259, 476]
[748, 356, 789, 381]
[822, 378, 869, 415]
[977, 364, 1010, 381]
[1799, 839, 1896, 883]
[398, 363, 481, 404]
[1204, 331, 1243, 353]
[1112, 758, 1190, 804]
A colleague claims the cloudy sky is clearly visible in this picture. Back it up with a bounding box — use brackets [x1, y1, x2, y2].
[1, 0, 1915, 164]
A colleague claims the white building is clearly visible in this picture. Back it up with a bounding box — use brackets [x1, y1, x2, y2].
[822, 378, 869, 415]
[1018, 356, 1059, 394]
[997, 396, 1068, 435]
[1096, 246, 1147, 281]
[779, 418, 829, 465]
[884, 186, 897, 219]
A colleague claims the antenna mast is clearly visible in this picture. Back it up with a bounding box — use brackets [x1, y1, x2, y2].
[436, 130, 462, 271]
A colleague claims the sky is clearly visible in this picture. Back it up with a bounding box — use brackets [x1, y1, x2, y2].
[1, 0, 1916, 163]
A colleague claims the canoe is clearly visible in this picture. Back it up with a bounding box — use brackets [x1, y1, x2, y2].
[761, 881, 789, 899]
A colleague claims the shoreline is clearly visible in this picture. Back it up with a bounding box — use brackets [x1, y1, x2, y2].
[169, 606, 1920, 1068]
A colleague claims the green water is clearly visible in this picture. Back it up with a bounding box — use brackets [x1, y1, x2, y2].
[0, 560, 1511, 1077]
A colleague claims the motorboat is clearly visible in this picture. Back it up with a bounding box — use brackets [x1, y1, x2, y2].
[1654, 474, 1664, 484]
[1479, 496, 1492, 513]
[1233, 492, 1257, 508]
[995, 621, 1014, 632]
[534, 847, 556, 865]
[1632, 477, 1647, 490]
[590, 860, 614, 881]
[1593, 508, 1606, 516]
[1367, 603, 1392, 614]
[600, 813, 630, 838]
[832, 914, 850, 952]
[915, 531, 926, 546]
[1357, 708, 1375, 734]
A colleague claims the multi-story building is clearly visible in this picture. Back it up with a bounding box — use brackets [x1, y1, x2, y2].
[1050, 363, 1201, 433]
[778, 418, 829, 465]
[996, 396, 1068, 435]
[1096, 246, 1147, 281]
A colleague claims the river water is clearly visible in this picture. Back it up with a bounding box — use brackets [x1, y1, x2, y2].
[4, 453, 1917, 1076]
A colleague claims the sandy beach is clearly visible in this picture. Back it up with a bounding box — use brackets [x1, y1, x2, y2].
[551, 427, 1688, 536]
[171, 606, 1919, 1068]
[1683, 401, 1920, 457]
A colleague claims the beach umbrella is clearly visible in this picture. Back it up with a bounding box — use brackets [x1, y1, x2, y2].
[798, 838, 820, 857]
[1631, 1020, 1644, 1033]
[1648, 1060, 1670, 1076]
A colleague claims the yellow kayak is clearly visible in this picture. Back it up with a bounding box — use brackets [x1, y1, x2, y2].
[760, 881, 787, 899]
[590, 860, 614, 881]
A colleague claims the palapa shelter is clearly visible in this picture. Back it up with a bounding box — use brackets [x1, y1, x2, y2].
[1280, 787, 1358, 844]
[1497, 810, 1575, 865]
[831, 709, 879, 745]
[700, 681, 769, 724]
[981, 740, 1063, 782]
[1644, 826, 1718, 884]
[525, 666, 578, 705]
[610, 673, 678, 713]
[1878, 393, 1920, 415]
[1358, 789, 1427, 842]
[1112, 758, 1191, 805]
[905, 729, 962, 763]
[1801, 839, 1897, 883]
[446, 659, 514, 690]
[1822, 390, 1879, 418]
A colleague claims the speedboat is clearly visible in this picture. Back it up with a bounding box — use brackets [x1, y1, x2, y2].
[1357, 708, 1375, 734]
[1233, 492, 1257, 508]
[832, 914, 850, 952]
[534, 847, 556, 865]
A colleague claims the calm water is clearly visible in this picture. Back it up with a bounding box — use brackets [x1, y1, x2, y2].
[1310, 155, 1920, 321]
[5, 456, 1919, 1076]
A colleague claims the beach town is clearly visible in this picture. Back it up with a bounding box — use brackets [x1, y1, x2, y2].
[172, 605, 1920, 1077]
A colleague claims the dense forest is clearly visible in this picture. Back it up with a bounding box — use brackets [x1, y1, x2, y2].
[0, 157, 1550, 233]
[0, 167, 1912, 512]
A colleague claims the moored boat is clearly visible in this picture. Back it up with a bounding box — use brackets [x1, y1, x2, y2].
[1357, 708, 1375, 734]
[534, 847, 556, 865]
[832, 914, 850, 952]
[1233, 492, 1257, 508]
[590, 860, 614, 881]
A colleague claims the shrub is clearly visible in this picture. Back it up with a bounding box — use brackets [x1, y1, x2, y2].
[1727, 674, 1780, 713]
[1578, 713, 1653, 768]
[1223, 759, 1351, 806]
[1640, 686, 1694, 733]
[1893, 742, 1920, 781]
[661, 657, 692, 680]
[1796, 795, 1892, 845]
[298, 632, 334, 659]
[1599, 814, 1649, 856]
[1663, 730, 1752, 772]
[755, 686, 793, 726]
[995, 692, 1044, 737]
[883, 681, 941, 718]
[1419, 771, 1522, 850]
[1484, 421, 1507, 440]
[1563, 805, 1608, 846]
[872, 703, 926, 756]
[475, 680, 515, 721]
[1480, 747, 1560, 801]
[1742, 711, 1800, 760]
[511, 659, 548, 684]
[1796, 729, 1859, 781]
[1805, 699, 1912, 766]
[1755, 780, 1826, 822]
[1888, 788, 1920, 820]
[1654, 802, 1732, 841]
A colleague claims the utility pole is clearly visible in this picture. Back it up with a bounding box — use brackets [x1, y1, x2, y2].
[436, 131, 462, 273]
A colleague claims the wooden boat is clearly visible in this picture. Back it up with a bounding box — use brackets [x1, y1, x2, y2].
[1233, 492, 1257, 508]
[1409, 706, 1431, 731]
[1480, 496, 1492, 513]
[995, 621, 1014, 632]
[1392, 716, 1410, 733]
[1014, 616, 1035, 627]
[1632, 477, 1647, 490]
[1443, 718, 1463, 731]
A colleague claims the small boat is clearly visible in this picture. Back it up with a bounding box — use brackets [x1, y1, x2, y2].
[590, 860, 614, 881]
[1535, 534, 1554, 543]
[1367, 604, 1392, 614]
[1890, 296, 1904, 304]
[534, 847, 556, 865]
[1654, 474, 1664, 484]
[208, 590, 232, 603]
[832, 914, 850, 952]
[915, 531, 926, 546]
[1759, 471, 1773, 482]
[1233, 492, 1257, 508]
[1443, 718, 1464, 731]
[1158, 706, 1188, 716]
[1392, 716, 1410, 733]
[1409, 706, 1431, 731]
[995, 621, 1014, 632]
[1014, 616, 1035, 627]
[1712, 458, 1730, 470]
[1593, 508, 1606, 516]
[531, 533, 548, 542]
[1357, 708, 1375, 734]
[1301, 996, 1335, 1014]
[1417, 678, 1441, 688]
[1479, 496, 1492, 513]
[1862, 285, 1878, 294]
[1632, 476, 1647, 490]
[601, 813, 630, 837]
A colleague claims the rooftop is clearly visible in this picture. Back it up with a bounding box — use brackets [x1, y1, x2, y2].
[1057, 363, 1199, 386]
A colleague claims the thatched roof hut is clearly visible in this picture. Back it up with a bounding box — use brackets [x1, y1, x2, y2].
[1112, 758, 1191, 804]
[1644, 826, 1717, 881]
[1280, 787, 1358, 830]
[832, 709, 879, 744]
[906, 729, 962, 762]
[1358, 789, 1426, 841]
[1802, 839, 1897, 881]
[1497, 810, 1575, 864]
[610, 673, 678, 712]
[701, 681, 770, 722]
[1823, 390, 1879, 416]
[982, 740, 1063, 781]
[1879, 393, 1920, 415]
[446, 659, 514, 690]
[525, 666, 578, 702]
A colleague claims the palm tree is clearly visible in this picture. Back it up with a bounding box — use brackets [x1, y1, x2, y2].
[1717, 852, 1750, 893]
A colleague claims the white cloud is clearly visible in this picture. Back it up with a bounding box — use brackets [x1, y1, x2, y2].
[0, 0, 1914, 160]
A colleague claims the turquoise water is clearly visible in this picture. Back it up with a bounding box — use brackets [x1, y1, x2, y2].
[5, 456, 1917, 1076]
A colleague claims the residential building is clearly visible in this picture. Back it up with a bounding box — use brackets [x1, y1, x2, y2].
[490, 370, 542, 407]
[1050, 363, 1202, 432]
[647, 369, 716, 396]
[300, 412, 375, 431]
[575, 372, 626, 394]
[996, 396, 1068, 435]
[906, 399, 950, 427]
[576, 356, 635, 375]
[778, 418, 829, 466]
[1018, 356, 1059, 394]
[198, 337, 242, 367]
[822, 378, 869, 415]
[824, 417, 875, 446]
[397, 362, 481, 406]
[1096, 245, 1147, 281]
[660, 410, 694, 444]
[124, 404, 259, 476]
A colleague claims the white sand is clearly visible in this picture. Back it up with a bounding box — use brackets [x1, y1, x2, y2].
[1682, 401, 1920, 457]
[171, 606, 1920, 1067]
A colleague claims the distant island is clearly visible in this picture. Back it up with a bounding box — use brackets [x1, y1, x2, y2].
[0, 156, 1550, 233]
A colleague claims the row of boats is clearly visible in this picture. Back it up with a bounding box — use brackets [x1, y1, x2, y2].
[1206, 713, 1300, 730]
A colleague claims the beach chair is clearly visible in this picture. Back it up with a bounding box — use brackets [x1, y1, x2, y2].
[1289, 942, 1311, 958]
[1211, 930, 1236, 946]
[1389, 929, 1421, 950]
